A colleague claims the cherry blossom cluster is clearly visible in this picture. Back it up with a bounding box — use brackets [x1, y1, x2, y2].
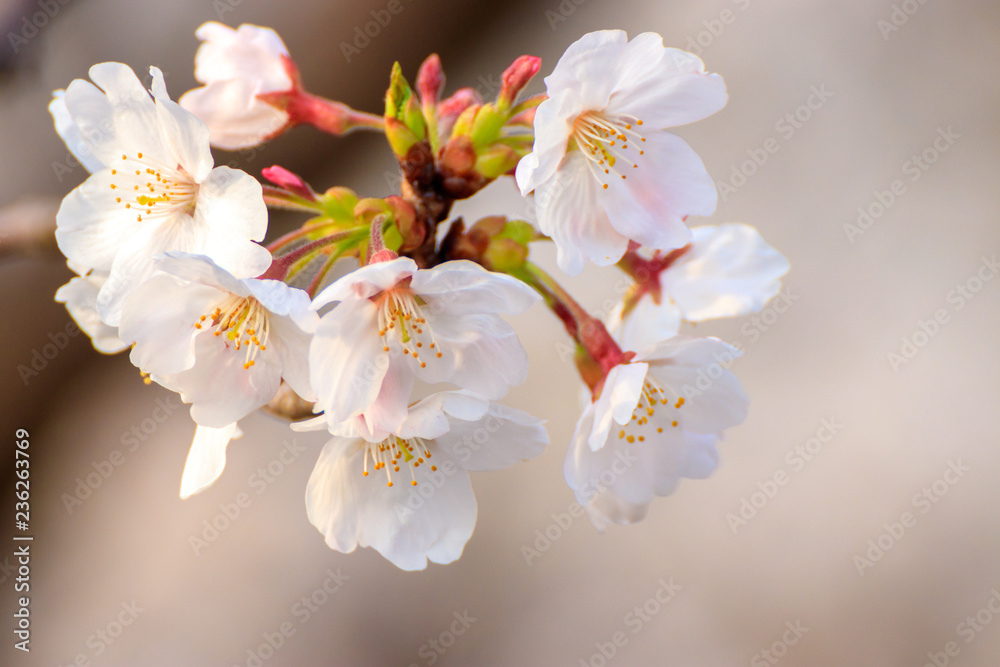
[49, 24, 788, 570]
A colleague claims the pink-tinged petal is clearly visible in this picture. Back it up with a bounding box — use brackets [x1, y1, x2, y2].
[153, 95, 214, 183]
[305, 438, 364, 555]
[311, 257, 418, 309]
[179, 422, 239, 499]
[516, 89, 583, 194]
[602, 132, 714, 251]
[410, 260, 539, 315]
[635, 335, 749, 433]
[535, 151, 629, 275]
[358, 357, 414, 440]
[434, 401, 548, 471]
[193, 22, 291, 91]
[179, 80, 290, 150]
[267, 315, 315, 402]
[54, 275, 127, 354]
[667, 223, 789, 321]
[50, 90, 107, 173]
[589, 362, 648, 451]
[415, 313, 529, 399]
[55, 170, 139, 271]
[120, 272, 219, 374]
[310, 298, 392, 426]
[160, 330, 283, 427]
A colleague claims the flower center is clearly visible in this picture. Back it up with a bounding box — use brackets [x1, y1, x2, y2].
[571, 111, 647, 190]
[375, 288, 443, 368]
[194, 294, 270, 370]
[361, 436, 436, 488]
[108, 152, 198, 224]
[617, 376, 685, 444]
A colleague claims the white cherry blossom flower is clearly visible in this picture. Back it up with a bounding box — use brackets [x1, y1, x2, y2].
[179, 22, 295, 150]
[297, 391, 548, 570]
[53, 62, 271, 325]
[564, 335, 748, 528]
[516, 30, 727, 275]
[119, 253, 317, 429]
[54, 268, 128, 354]
[613, 223, 790, 350]
[309, 257, 539, 436]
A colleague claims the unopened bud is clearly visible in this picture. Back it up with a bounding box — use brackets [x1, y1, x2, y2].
[416, 54, 445, 106]
[498, 55, 541, 110]
[261, 165, 317, 201]
[475, 143, 520, 178]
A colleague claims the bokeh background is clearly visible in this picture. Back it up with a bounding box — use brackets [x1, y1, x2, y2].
[1, 0, 999, 665]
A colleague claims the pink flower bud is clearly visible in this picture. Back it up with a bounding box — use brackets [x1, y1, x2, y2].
[416, 54, 445, 106]
[498, 55, 541, 108]
[261, 165, 317, 201]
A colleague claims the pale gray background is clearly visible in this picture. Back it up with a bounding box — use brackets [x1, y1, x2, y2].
[1, 0, 998, 665]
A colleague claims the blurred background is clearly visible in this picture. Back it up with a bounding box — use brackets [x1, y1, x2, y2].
[1, 0, 999, 664]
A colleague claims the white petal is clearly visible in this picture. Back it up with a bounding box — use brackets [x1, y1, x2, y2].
[309, 299, 394, 425]
[516, 88, 583, 194]
[635, 336, 749, 433]
[398, 391, 490, 441]
[267, 315, 316, 402]
[411, 260, 539, 315]
[305, 438, 364, 555]
[54, 275, 127, 354]
[159, 330, 283, 428]
[120, 272, 219, 374]
[415, 313, 530, 399]
[179, 422, 239, 499]
[602, 131, 713, 250]
[589, 362, 648, 451]
[245, 279, 317, 333]
[666, 224, 789, 321]
[433, 401, 548, 471]
[614, 295, 683, 354]
[88, 63, 169, 164]
[179, 80, 290, 150]
[358, 357, 414, 439]
[193, 167, 271, 277]
[55, 170, 139, 271]
[544, 30, 627, 108]
[534, 151, 629, 275]
[49, 90, 107, 173]
[153, 95, 214, 183]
